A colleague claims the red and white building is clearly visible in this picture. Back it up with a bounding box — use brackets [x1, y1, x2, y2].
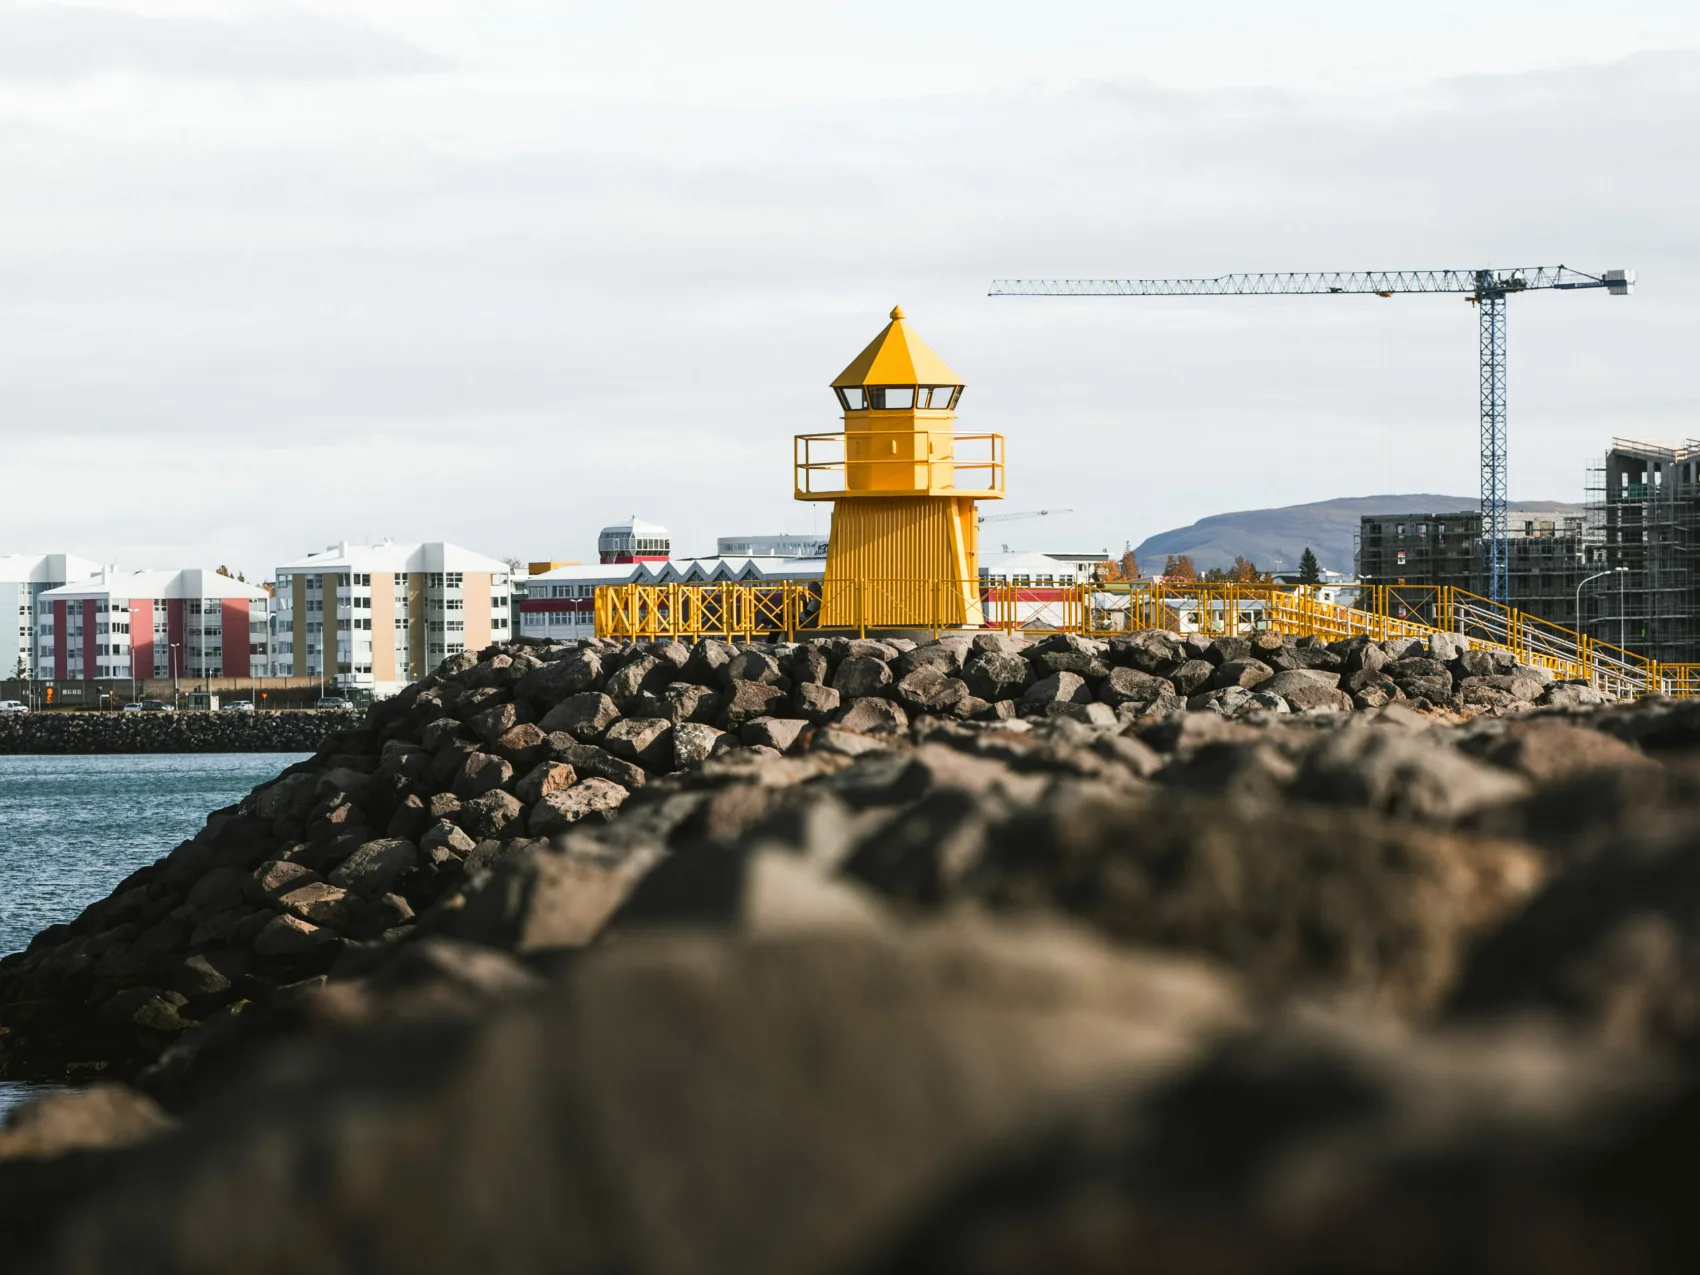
[597, 517, 672, 564]
[37, 569, 272, 682]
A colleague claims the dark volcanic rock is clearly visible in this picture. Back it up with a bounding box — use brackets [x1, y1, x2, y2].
[0, 631, 1683, 1275]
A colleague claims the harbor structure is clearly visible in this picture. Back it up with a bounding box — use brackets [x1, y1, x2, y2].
[797, 306, 1004, 627]
[520, 551, 823, 641]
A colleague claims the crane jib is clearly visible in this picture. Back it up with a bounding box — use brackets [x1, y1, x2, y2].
[987, 267, 1627, 297]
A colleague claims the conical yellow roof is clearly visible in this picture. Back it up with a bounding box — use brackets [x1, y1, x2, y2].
[832, 305, 962, 388]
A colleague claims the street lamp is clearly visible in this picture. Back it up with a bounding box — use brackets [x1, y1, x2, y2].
[1575, 567, 1629, 642]
[170, 642, 180, 709]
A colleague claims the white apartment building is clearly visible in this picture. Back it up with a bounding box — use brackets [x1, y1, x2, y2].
[0, 553, 102, 680]
[271, 541, 512, 695]
[38, 568, 271, 681]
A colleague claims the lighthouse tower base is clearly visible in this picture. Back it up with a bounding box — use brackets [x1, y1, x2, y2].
[820, 496, 983, 629]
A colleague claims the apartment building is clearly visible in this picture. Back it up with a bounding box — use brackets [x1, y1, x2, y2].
[0, 553, 101, 679]
[271, 541, 512, 694]
[37, 568, 271, 681]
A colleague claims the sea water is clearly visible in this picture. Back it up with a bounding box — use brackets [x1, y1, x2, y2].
[0, 751, 307, 1114]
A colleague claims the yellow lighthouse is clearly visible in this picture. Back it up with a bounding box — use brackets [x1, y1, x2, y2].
[795, 307, 1004, 628]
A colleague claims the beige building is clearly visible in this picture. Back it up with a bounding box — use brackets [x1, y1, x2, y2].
[271, 541, 512, 695]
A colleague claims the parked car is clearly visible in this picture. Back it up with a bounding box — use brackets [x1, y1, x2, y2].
[316, 696, 354, 710]
[0, 700, 28, 714]
[223, 700, 256, 713]
[121, 702, 144, 712]
[140, 700, 172, 712]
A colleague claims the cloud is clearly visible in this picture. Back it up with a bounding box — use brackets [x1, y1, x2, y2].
[0, 5, 447, 81]
[0, 41, 1694, 574]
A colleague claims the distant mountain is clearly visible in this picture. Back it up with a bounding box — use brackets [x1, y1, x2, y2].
[1133, 495, 1585, 577]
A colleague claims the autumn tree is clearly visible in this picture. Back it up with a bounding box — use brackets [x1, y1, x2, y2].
[1163, 554, 1197, 582]
[1120, 548, 1139, 580]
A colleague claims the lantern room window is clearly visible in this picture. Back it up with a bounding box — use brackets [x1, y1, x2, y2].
[869, 387, 915, 409]
[836, 384, 961, 411]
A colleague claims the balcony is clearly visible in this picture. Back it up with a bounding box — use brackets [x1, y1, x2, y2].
[794, 429, 1003, 500]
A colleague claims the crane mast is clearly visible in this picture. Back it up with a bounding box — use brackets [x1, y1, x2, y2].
[990, 266, 1633, 603]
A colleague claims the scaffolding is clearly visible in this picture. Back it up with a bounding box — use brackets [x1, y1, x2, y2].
[1358, 509, 1597, 629]
[1588, 439, 1700, 665]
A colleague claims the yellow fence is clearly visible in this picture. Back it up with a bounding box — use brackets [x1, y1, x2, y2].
[595, 579, 1693, 700]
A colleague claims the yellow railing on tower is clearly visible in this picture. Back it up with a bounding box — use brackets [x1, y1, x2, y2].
[793, 430, 1004, 499]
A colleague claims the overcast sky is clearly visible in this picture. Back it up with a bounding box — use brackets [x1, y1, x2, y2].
[1, 1, 1696, 576]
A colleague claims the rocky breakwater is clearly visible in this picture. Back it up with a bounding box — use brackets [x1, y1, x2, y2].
[8, 635, 1700, 1271]
[0, 709, 355, 755]
[0, 628, 1588, 1080]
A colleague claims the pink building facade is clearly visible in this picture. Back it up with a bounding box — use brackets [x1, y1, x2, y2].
[38, 569, 271, 681]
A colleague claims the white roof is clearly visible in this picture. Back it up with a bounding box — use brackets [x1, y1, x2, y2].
[0, 553, 104, 585]
[526, 556, 826, 587]
[43, 568, 270, 602]
[277, 540, 510, 575]
[979, 551, 1089, 577]
[528, 563, 646, 584]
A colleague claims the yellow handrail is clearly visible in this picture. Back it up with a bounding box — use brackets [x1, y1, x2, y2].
[592, 579, 1682, 700]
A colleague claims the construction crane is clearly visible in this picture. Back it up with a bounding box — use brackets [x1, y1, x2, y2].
[978, 507, 1074, 527]
[989, 267, 1634, 604]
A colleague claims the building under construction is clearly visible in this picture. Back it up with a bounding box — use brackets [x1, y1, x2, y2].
[1356, 510, 1597, 628]
[1586, 439, 1700, 664]
[1358, 438, 1700, 664]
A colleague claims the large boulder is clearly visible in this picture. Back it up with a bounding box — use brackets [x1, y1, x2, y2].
[539, 692, 621, 741]
[452, 752, 513, 800]
[1168, 659, 1215, 697]
[832, 655, 894, 700]
[672, 722, 725, 767]
[838, 697, 909, 735]
[962, 651, 1030, 702]
[328, 838, 419, 897]
[603, 718, 675, 769]
[1209, 659, 1274, 692]
[720, 681, 790, 731]
[528, 778, 631, 835]
[1096, 666, 1173, 707]
[895, 667, 968, 714]
[515, 650, 604, 709]
[1020, 672, 1092, 713]
[1385, 657, 1455, 705]
[793, 683, 842, 724]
